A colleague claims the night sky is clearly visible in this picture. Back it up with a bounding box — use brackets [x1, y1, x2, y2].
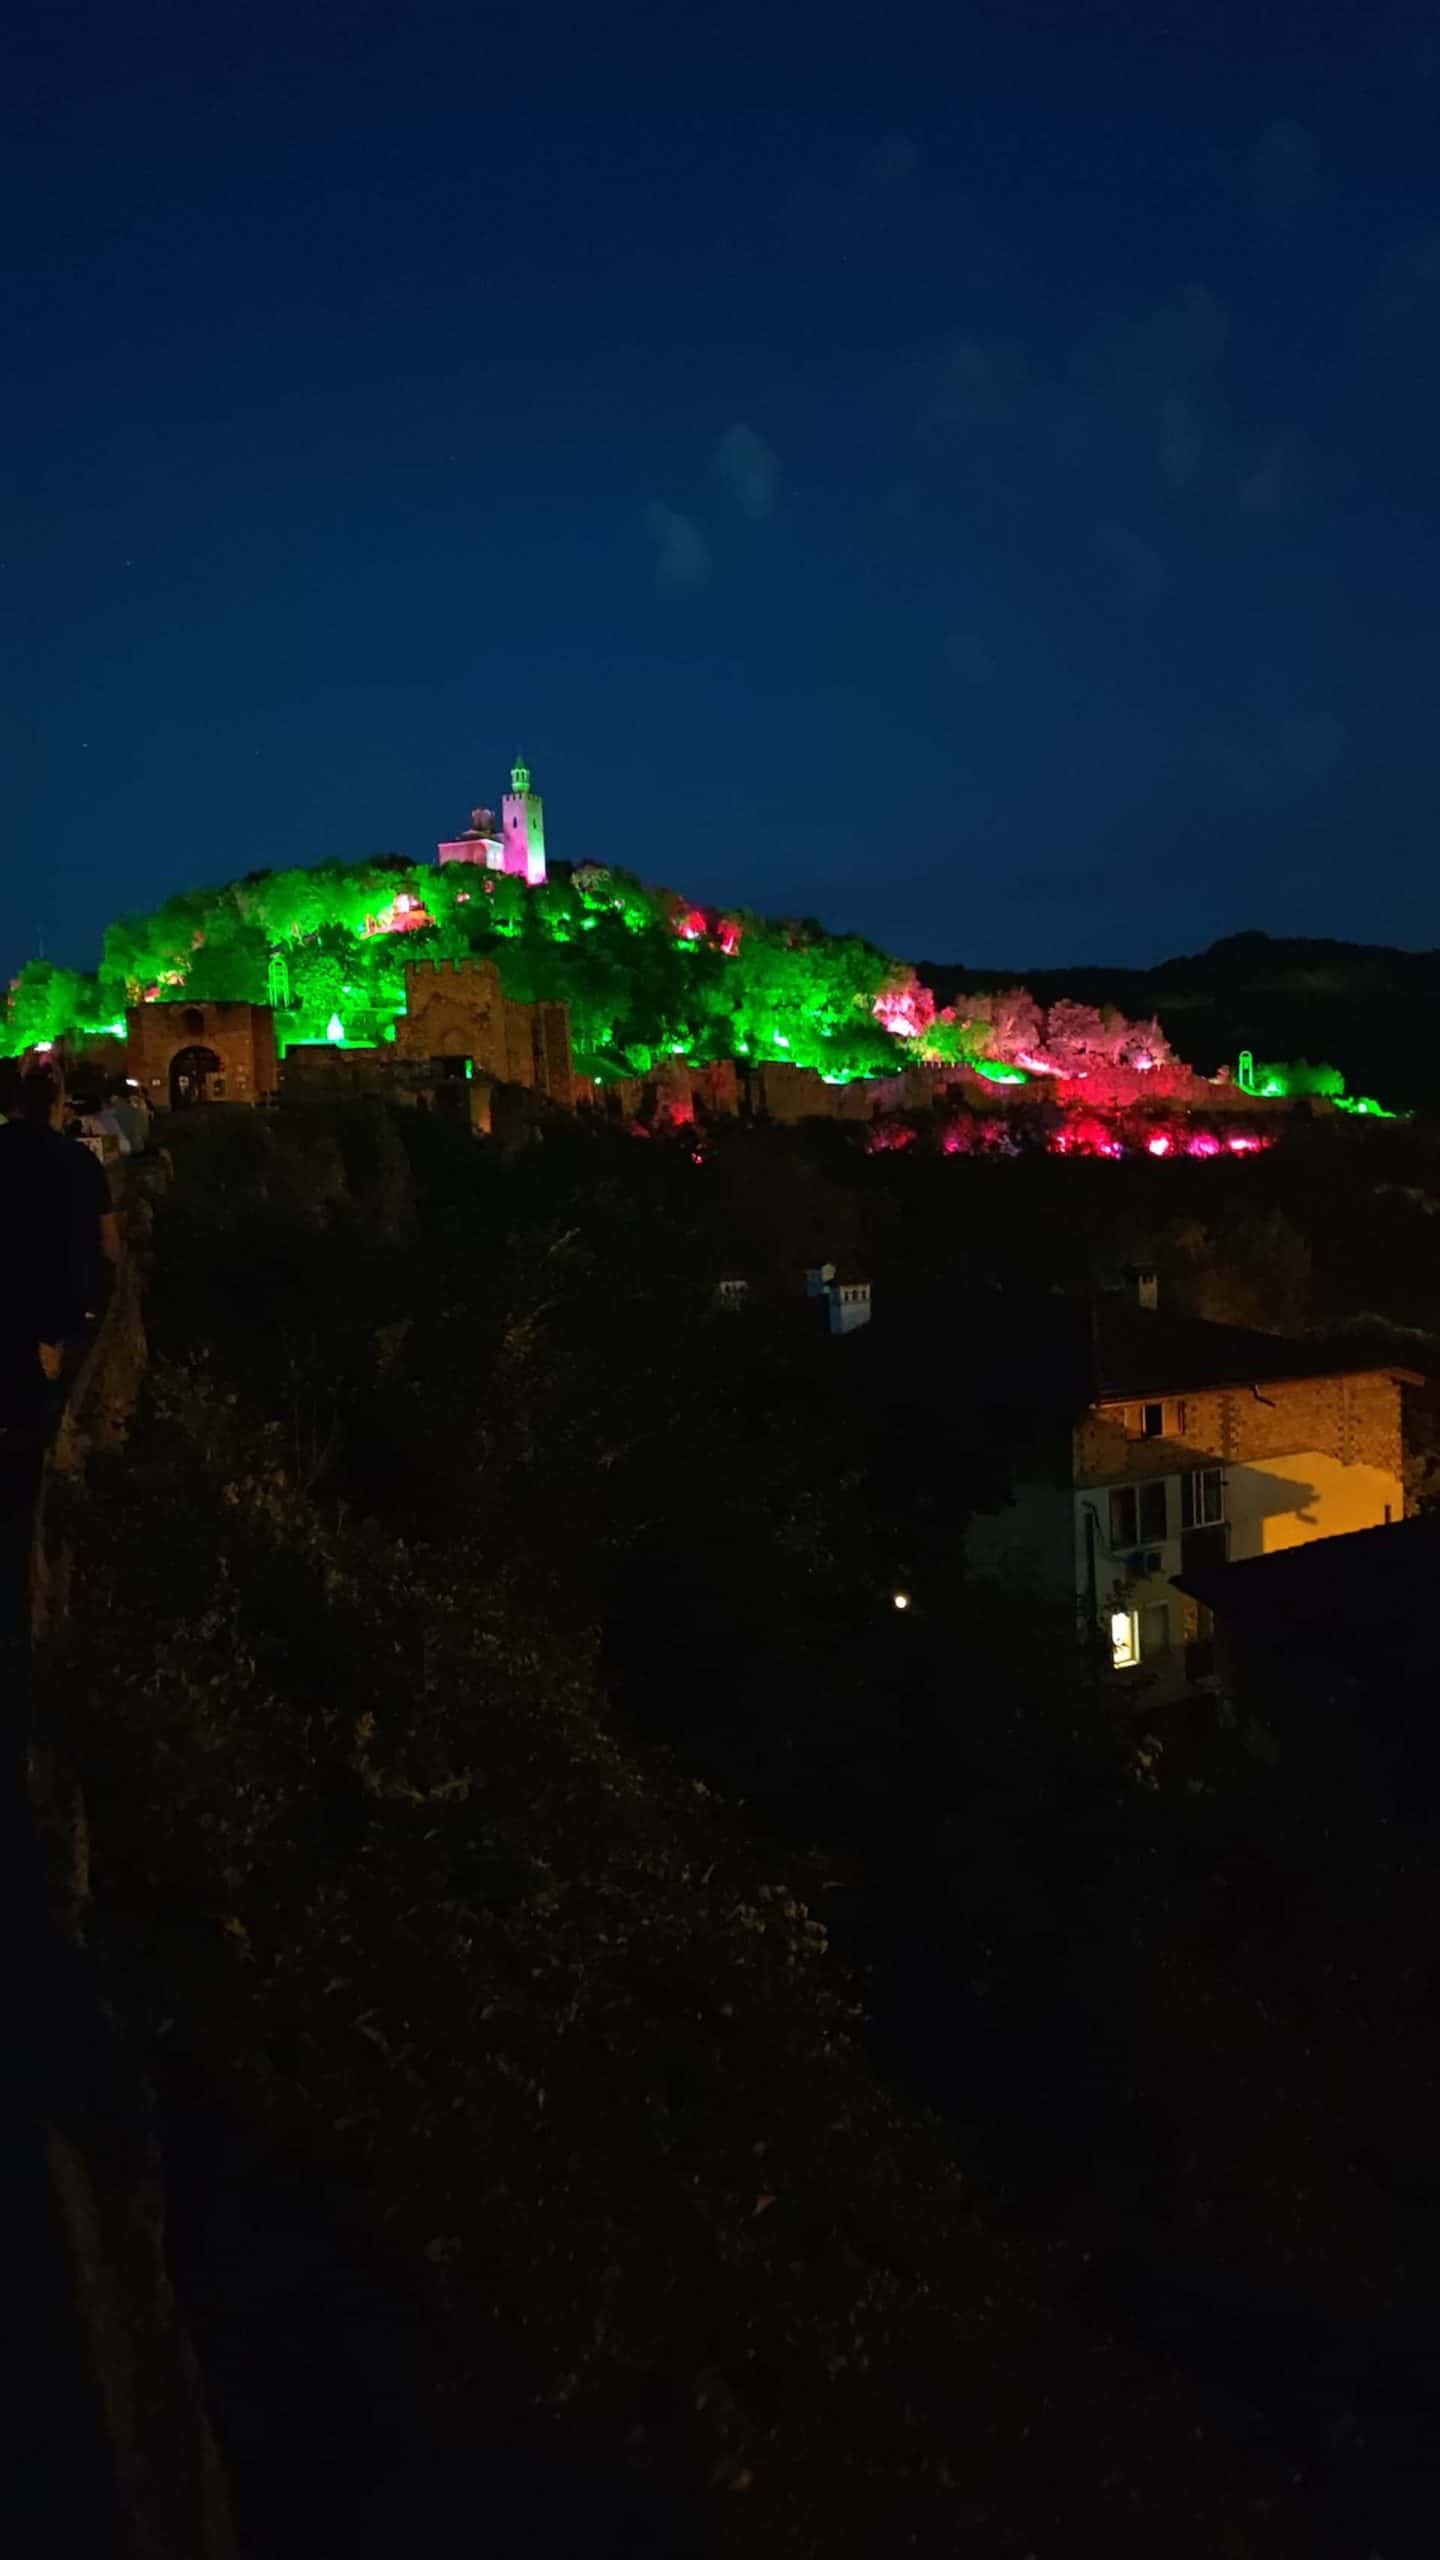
[8, 3, 1440, 980]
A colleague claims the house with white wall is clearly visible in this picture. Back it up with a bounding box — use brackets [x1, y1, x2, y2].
[966, 1284, 1417, 1695]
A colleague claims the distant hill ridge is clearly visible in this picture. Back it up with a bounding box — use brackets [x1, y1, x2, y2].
[919, 932, 1440, 1108]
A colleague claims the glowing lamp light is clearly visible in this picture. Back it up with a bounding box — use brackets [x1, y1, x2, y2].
[892, 1591, 911, 1612]
[774, 1032, 790, 1048]
[35, 1040, 53, 1053]
[1147, 1135, 1171, 1157]
[326, 1013, 344, 1044]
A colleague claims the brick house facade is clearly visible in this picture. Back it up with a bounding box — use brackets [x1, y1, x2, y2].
[966, 1290, 1416, 1698]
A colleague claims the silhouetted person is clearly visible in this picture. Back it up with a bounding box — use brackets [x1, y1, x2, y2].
[0, 1063, 119, 1441]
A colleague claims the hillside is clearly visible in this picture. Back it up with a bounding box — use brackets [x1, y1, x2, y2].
[4, 853, 1423, 1121]
[38, 1102, 1440, 2555]
[923, 932, 1439, 1111]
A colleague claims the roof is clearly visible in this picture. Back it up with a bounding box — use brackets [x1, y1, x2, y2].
[1174, 1512, 1440, 1636]
[909, 1289, 1423, 1418]
[760, 1281, 1424, 1448]
[1087, 1296, 1423, 1405]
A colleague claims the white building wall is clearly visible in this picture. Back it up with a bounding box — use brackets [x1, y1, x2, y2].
[1224, 1449, 1402, 1557]
[1074, 1489, 1182, 1663]
[1073, 1447, 1405, 1696]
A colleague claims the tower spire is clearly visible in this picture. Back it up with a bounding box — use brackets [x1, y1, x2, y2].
[501, 757, 547, 885]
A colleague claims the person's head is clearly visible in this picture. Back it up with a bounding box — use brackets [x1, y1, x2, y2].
[20, 1064, 65, 1129]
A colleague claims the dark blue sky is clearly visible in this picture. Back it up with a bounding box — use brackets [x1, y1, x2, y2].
[7, 2, 1440, 978]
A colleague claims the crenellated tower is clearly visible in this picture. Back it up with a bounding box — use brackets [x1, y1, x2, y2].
[501, 757, 547, 886]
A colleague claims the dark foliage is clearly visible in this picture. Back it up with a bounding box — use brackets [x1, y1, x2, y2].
[39, 1103, 1440, 2556]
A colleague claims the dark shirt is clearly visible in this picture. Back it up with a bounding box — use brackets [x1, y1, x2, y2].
[0, 1121, 112, 1352]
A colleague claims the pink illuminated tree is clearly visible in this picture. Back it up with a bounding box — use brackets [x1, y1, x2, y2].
[956, 987, 1044, 1063]
[872, 970, 937, 1041]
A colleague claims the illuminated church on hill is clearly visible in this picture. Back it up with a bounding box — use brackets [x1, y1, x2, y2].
[437, 758, 548, 887]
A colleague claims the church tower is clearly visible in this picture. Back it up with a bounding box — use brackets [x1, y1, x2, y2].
[501, 757, 547, 886]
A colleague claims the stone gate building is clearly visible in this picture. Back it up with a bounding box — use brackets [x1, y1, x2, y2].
[394, 959, 573, 1104]
[125, 1000, 279, 1109]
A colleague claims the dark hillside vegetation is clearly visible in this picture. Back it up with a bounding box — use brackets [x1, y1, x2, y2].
[39, 1101, 1440, 2555]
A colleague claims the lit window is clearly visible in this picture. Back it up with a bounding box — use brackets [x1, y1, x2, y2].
[1110, 1610, 1139, 1668]
[1180, 1467, 1224, 1529]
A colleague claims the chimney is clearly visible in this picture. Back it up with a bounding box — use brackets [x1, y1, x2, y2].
[805, 1261, 837, 1297]
[1135, 1266, 1158, 1312]
[828, 1280, 872, 1336]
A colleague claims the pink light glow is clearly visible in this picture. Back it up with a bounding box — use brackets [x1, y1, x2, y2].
[716, 917, 742, 956]
[1147, 1135, 1172, 1157]
[1227, 1132, 1262, 1154]
[873, 980, 937, 1040]
[363, 894, 433, 938]
[1185, 1131, 1220, 1157]
[1015, 1052, 1060, 1076]
[1052, 1113, 1123, 1158]
[673, 907, 708, 943]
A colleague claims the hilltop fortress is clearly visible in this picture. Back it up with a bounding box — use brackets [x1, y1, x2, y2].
[9, 758, 1400, 1150]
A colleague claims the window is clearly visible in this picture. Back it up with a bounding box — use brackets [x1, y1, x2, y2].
[1180, 1467, 1224, 1529]
[1107, 1480, 1168, 1550]
[1110, 1609, 1139, 1668]
[1141, 1602, 1171, 1659]
[182, 1006, 205, 1036]
[1122, 1399, 1173, 1438]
